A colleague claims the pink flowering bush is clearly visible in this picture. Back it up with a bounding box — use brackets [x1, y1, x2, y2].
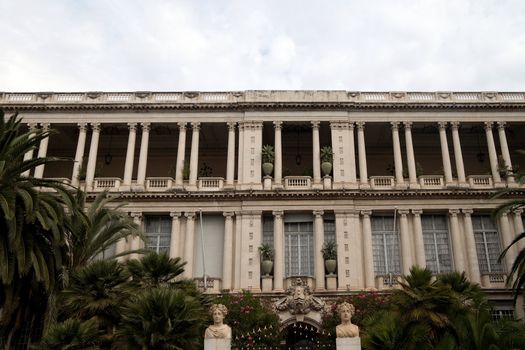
[214, 291, 281, 348]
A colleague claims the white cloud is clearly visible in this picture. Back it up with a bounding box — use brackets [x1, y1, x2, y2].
[0, 0, 524, 91]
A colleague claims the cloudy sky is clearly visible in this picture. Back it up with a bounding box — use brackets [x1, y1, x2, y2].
[1, 0, 524, 92]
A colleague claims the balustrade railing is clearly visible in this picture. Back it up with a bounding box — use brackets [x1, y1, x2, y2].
[467, 175, 493, 188]
[93, 177, 121, 191]
[284, 176, 311, 189]
[146, 177, 173, 191]
[370, 176, 395, 189]
[419, 175, 444, 188]
[198, 177, 224, 190]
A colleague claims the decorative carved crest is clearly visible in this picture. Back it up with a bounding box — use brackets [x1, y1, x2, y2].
[274, 278, 325, 315]
[184, 91, 199, 99]
[135, 91, 152, 99]
[86, 92, 102, 99]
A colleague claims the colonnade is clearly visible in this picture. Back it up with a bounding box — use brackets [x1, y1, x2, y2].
[114, 206, 525, 292]
[25, 120, 516, 190]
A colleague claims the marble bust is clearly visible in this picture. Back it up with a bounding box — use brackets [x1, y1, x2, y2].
[205, 304, 232, 339]
[336, 302, 359, 338]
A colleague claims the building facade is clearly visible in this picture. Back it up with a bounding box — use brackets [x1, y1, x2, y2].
[2, 90, 525, 322]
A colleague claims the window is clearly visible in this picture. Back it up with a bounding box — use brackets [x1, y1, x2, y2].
[371, 216, 401, 275]
[144, 216, 171, 253]
[285, 222, 314, 276]
[324, 219, 336, 243]
[95, 242, 117, 260]
[422, 215, 452, 273]
[262, 215, 274, 246]
[491, 307, 515, 320]
[473, 215, 503, 273]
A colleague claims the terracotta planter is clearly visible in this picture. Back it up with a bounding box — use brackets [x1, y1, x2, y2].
[321, 162, 332, 176]
[261, 260, 274, 276]
[325, 259, 337, 274]
[262, 162, 274, 176]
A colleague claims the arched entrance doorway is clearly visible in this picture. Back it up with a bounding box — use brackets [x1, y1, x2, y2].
[281, 322, 320, 349]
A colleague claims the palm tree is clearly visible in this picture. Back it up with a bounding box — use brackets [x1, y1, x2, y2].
[127, 252, 186, 288]
[60, 260, 131, 339]
[33, 318, 102, 350]
[115, 288, 206, 350]
[66, 190, 143, 271]
[0, 111, 76, 347]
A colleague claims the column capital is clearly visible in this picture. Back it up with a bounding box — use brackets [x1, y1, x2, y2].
[500, 211, 509, 218]
[462, 209, 474, 216]
[484, 121, 494, 130]
[329, 121, 349, 130]
[360, 210, 372, 217]
[356, 121, 365, 130]
[438, 121, 448, 130]
[40, 123, 50, 132]
[513, 208, 523, 216]
[91, 122, 101, 132]
[403, 121, 413, 129]
[141, 122, 150, 131]
[313, 210, 324, 217]
[272, 210, 284, 218]
[77, 122, 88, 131]
[497, 121, 507, 129]
[27, 122, 38, 131]
[191, 122, 201, 131]
[398, 209, 410, 216]
[449, 209, 460, 216]
[185, 212, 196, 219]
[227, 122, 236, 131]
[450, 121, 460, 130]
[177, 122, 187, 130]
[127, 122, 137, 131]
[170, 211, 182, 218]
[130, 211, 142, 219]
[411, 209, 423, 216]
[311, 121, 320, 129]
[273, 121, 283, 129]
[390, 121, 400, 130]
[223, 211, 235, 218]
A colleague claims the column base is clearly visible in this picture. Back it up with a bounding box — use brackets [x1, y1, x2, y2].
[395, 183, 408, 189]
[273, 182, 284, 190]
[407, 182, 420, 189]
[312, 182, 323, 190]
[261, 276, 273, 292]
[359, 183, 370, 189]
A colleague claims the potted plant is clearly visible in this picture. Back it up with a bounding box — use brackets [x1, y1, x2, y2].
[320, 146, 333, 176]
[321, 240, 337, 274]
[261, 144, 275, 176]
[259, 243, 274, 276]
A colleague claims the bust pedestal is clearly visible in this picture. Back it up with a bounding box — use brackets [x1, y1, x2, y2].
[204, 338, 231, 350]
[336, 337, 361, 350]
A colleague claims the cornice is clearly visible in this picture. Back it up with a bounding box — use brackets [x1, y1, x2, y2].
[2, 91, 525, 113]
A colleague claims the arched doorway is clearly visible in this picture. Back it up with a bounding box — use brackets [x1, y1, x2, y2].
[281, 322, 320, 349]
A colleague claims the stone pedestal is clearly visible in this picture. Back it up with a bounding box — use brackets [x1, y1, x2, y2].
[323, 176, 332, 189]
[326, 275, 337, 290]
[204, 338, 231, 350]
[261, 276, 273, 292]
[263, 176, 272, 190]
[336, 337, 361, 350]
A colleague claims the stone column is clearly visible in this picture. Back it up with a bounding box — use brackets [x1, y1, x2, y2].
[391, 122, 404, 187]
[313, 210, 325, 290]
[274, 121, 283, 188]
[312, 121, 322, 187]
[222, 212, 234, 290]
[438, 122, 453, 184]
[484, 122, 502, 184]
[130, 212, 143, 260]
[22, 123, 38, 177]
[512, 209, 525, 251]
[188, 122, 200, 189]
[169, 212, 181, 259]
[348, 123, 357, 184]
[462, 209, 481, 284]
[136, 122, 150, 187]
[356, 122, 369, 187]
[226, 123, 236, 187]
[412, 209, 426, 267]
[497, 122, 515, 184]
[361, 210, 375, 289]
[449, 209, 466, 272]
[399, 210, 412, 274]
[450, 122, 467, 185]
[273, 210, 284, 291]
[237, 123, 244, 186]
[122, 123, 137, 188]
[183, 212, 196, 278]
[85, 123, 101, 191]
[233, 212, 242, 291]
[34, 123, 50, 179]
[404, 122, 418, 187]
[174, 122, 187, 188]
[71, 123, 87, 186]
[500, 212, 517, 271]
